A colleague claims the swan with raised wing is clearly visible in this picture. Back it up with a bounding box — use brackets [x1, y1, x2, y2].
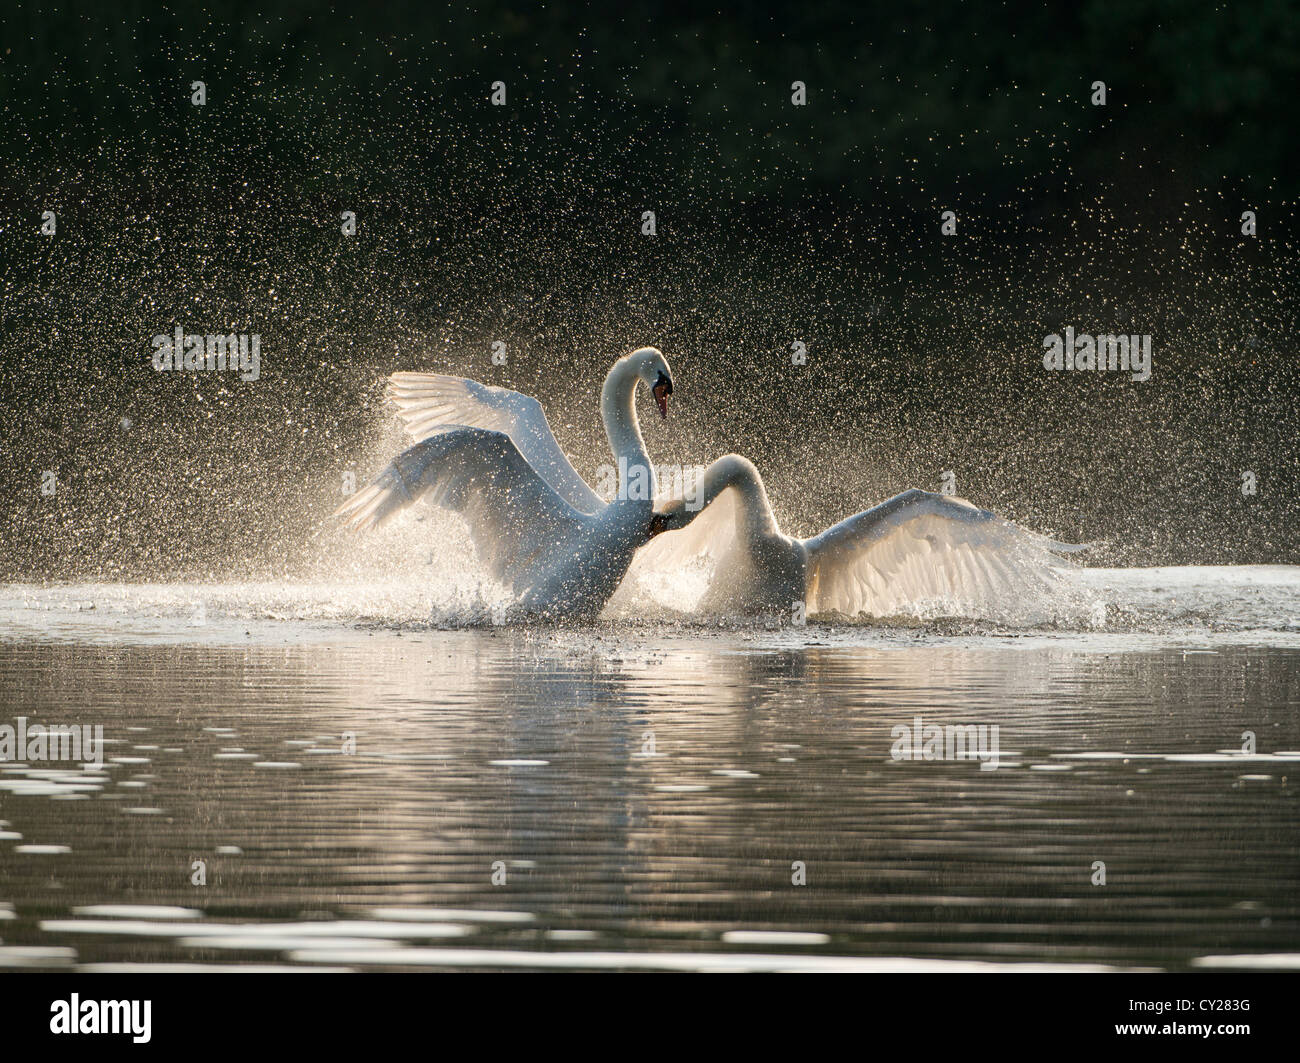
[630, 454, 1083, 619]
[334, 347, 676, 619]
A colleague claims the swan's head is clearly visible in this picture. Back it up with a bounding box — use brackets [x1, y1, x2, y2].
[647, 504, 683, 540]
[626, 347, 674, 419]
[646, 495, 696, 539]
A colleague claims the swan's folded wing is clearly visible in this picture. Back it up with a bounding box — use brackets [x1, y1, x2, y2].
[333, 426, 587, 588]
[613, 484, 745, 612]
[386, 373, 605, 515]
[803, 490, 1081, 619]
[654, 483, 744, 563]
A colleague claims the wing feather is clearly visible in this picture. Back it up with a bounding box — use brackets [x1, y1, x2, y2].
[804, 489, 1081, 620]
[386, 373, 605, 515]
[333, 426, 587, 589]
[612, 481, 745, 614]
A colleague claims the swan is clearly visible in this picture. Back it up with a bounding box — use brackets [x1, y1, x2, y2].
[631, 454, 1083, 619]
[334, 347, 676, 619]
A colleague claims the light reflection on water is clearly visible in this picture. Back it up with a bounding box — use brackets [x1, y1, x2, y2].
[1, 617, 1298, 972]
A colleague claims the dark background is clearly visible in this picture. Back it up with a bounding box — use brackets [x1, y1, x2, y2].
[1, 0, 1297, 579]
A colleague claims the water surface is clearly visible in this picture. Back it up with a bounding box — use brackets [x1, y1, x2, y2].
[1, 569, 1298, 972]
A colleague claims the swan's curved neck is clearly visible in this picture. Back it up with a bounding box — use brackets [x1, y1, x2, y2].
[701, 456, 781, 539]
[602, 358, 652, 499]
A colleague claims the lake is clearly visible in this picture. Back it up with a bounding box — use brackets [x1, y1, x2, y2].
[1, 567, 1298, 972]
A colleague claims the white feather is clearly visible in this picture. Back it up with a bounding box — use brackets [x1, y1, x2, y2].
[626, 457, 1082, 621]
[336, 351, 674, 619]
[386, 373, 605, 515]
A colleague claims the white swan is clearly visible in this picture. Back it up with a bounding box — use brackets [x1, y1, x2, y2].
[334, 347, 676, 619]
[632, 454, 1083, 619]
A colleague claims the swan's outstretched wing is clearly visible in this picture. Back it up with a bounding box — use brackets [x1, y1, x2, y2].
[333, 427, 588, 588]
[386, 373, 605, 515]
[803, 489, 1082, 619]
